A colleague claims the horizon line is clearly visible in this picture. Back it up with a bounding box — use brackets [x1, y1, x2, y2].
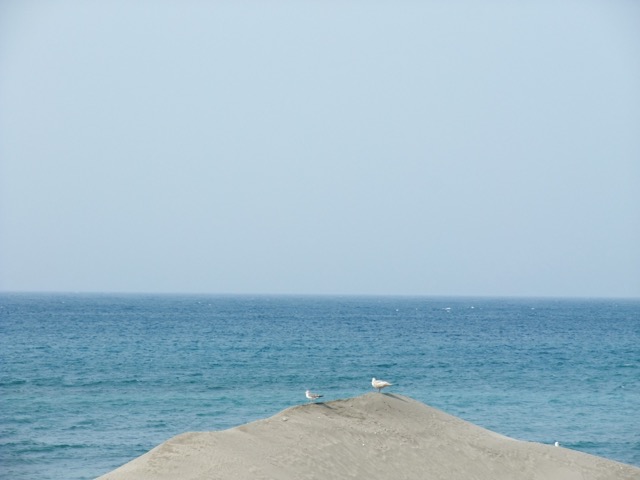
[1, 290, 638, 301]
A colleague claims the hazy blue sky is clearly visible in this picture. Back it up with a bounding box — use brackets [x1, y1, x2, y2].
[1, 1, 639, 297]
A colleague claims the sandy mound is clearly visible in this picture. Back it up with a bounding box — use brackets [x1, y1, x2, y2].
[98, 393, 639, 479]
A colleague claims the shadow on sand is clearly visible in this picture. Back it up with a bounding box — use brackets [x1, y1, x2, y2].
[382, 393, 408, 402]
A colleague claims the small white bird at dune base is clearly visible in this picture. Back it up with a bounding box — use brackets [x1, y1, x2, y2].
[305, 390, 323, 402]
[371, 377, 392, 393]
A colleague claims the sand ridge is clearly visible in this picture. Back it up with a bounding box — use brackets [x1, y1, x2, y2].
[98, 393, 640, 479]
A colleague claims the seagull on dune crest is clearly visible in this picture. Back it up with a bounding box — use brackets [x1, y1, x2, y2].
[305, 390, 323, 402]
[371, 377, 392, 393]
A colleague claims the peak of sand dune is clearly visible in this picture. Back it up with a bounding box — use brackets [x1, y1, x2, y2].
[98, 393, 639, 480]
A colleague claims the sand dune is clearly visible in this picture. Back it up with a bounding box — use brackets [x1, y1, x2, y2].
[98, 393, 639, 479]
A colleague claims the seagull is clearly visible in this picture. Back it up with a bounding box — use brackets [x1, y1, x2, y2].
[305, 390, 323, 402]
[371, 377, 392, 393]
[554, 441, 560, 447]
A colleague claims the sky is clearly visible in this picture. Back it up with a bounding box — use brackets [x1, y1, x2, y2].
[1, 1, 639, 298]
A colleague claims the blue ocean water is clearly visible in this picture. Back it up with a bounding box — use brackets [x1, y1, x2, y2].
[1, 294, 638, 479]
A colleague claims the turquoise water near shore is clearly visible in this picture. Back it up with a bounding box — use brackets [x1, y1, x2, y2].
[1, 294, 639, 479]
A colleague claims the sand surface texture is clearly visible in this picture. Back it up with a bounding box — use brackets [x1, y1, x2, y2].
[99, 393, 640, 480]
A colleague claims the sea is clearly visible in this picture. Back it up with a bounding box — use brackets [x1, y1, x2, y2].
[1, 293, 638, 479]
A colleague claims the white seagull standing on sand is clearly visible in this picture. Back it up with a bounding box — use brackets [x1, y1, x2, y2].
[371, 377, 392, 393]
[305, 390, 323, 402]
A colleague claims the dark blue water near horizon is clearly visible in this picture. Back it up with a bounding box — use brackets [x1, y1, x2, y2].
[1, 293, 639, 479]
